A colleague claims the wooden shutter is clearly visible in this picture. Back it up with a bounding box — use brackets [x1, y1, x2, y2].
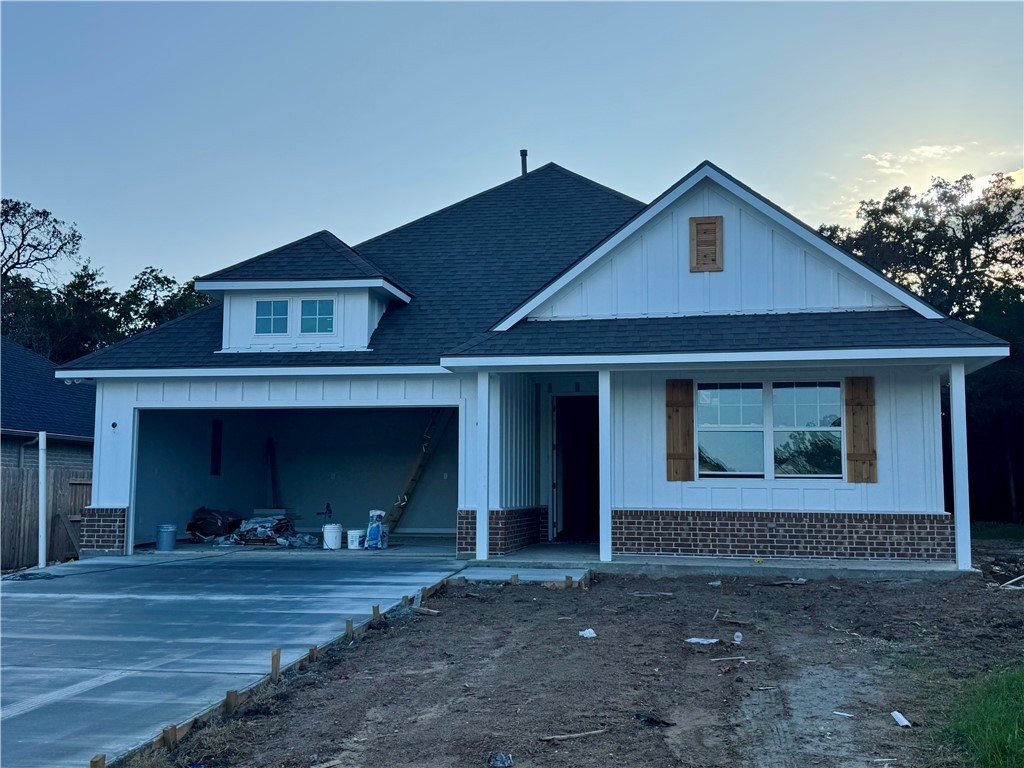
[666, 379, 695, 481]
[844, 377, 877, 483]
[689, 216, 724, 272]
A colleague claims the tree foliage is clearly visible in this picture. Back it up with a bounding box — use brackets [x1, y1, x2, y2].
[1, 199, 82, 280]
[820, 173, 1024, 319]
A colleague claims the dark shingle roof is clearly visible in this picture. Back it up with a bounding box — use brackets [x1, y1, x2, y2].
[60, 164, 645, 370]
[444, 311, 1008, 358]
[2, 338, 95, 438]
[199, 230, 401, 286]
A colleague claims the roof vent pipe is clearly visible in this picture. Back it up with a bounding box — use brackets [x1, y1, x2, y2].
[520, 149, 528, 176]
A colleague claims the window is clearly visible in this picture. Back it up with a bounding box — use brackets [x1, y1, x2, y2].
[255, 300, 288, 334]
[300, 299, 334, 334]
[689, 216, 723, 272]
[694, 380, 844, 480]
[697, 383, 764, 477]
[772, 382, 842, 477]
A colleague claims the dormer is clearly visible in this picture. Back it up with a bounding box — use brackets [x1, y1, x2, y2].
[195, 231, 411, 353]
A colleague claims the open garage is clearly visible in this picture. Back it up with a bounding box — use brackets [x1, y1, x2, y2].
[132, 407, 458, 548]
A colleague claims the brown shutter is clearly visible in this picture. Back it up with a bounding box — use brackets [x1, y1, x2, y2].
[844, 376, 877, 483]
[666, 379, 695, 482]
[689, 216, 724, 272]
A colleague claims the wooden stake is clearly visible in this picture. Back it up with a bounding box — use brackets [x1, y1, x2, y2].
[271, 648, 281, 684]
[510, 574, 520, 585]
[162, 725, 178, 749]
[372, 604, 380, 620]
[411, 606, 440, 616]
[401, 595, 410, 606]
[565, 575, 574, 587]
[346, 618, 354, 638]
[308, 645, 319, 663]
[225, 690, 240, 715]
[90, 756, 106, 768]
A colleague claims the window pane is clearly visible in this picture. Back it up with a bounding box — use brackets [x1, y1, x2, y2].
[719, 387, 741, 406]
[301, 299, 317, 316]
[794, 384, 818, 404]
[697, 404, 718, 427]
[318, 299, 333, 315]
[318, 317, 333, 333]
[699, 431, 764, 475]
[795, 404, 819, 427]
[774, 430, 842, 476]
[272, 317, 287, 334]
[255, 317, 271, 334]
[272, 301, 288, 316]
[741, 405, 763, 426]
[720, 405, 742, 425]
[301, 317, 317, 334]
[774, 402, 796, 428]
[741, 386, 762, 406]
[819, 384, 841, 405]
[255, 301, 272, 318]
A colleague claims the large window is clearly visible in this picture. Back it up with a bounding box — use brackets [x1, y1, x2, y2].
[697, 383, 764, 477]
[772, 382, 842, 478]
[255, 300, 288, 335]
[300, 299, 334, 334]
[696, 380, 843, 479]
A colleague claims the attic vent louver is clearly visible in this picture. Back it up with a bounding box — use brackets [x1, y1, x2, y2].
[689, 216, 724, 272]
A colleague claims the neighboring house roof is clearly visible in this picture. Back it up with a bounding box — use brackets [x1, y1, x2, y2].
[59, 163, 645, 370]
[1, 337, 95, 439]
[198, 230, 396, 284]
[443, 311, 1007, 360]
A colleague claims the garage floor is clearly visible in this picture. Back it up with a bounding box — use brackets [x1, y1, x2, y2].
[0, 548, 461, 768]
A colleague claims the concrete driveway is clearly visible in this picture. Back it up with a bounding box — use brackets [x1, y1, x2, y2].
[1, 548, 461, 768]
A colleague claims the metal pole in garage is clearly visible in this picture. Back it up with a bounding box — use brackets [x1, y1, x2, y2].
[37, 431, 47, 569]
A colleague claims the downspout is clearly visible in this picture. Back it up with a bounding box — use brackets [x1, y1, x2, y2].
[19, 435, 39, 468]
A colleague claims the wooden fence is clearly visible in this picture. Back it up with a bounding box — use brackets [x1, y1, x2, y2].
[1, 468, 92, 571]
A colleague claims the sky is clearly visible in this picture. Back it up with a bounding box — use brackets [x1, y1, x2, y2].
[3, 1, 1022, 289]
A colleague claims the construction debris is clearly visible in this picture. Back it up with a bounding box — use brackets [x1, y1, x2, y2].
[891, 711, 913, 727]
[685, 637, 719, 645]
[579, 628, 597, 638]
[487, 752, 514, 767]
[634, 712, 676, 727]
[539, 728, 607, 742]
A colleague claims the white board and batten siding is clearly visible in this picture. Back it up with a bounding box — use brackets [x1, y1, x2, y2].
[496, 373, 540, 510]
[612, 368, 944, 514]
[529, 180, 901, 320]
[90, 374, 479, 512]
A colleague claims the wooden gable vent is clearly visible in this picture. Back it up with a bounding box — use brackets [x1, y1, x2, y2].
[689, 216, 724, 272]
[844, 376, 877, 483]
[666, 379, 695, 482]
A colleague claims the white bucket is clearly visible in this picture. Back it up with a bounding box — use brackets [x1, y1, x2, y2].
[347, 529, 365, 549]
[322, 524, 344, 550]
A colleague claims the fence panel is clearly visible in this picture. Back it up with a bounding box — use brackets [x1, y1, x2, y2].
[1, 468, 92, 571]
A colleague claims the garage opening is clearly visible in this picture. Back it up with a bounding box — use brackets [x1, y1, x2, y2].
[132, 407, 458, 550]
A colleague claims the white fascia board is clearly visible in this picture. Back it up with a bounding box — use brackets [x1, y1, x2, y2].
[194, 279, 412, 303]
[494, 166, 941, 330]
[441, 346, 1008, 370]
[55, 365, 449, 379]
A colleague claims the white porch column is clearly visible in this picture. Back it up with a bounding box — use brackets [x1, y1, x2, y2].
[950, 362, 972, 571]
[476, 371, 491, 561]
[598, 369, 612, 562]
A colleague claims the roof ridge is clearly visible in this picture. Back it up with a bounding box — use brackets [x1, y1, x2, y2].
[58, 303, 222, 370]
[544, 163, 646, 206]
[1, 336, 57, 369]
[200, 230, 336, 281]
[355, 162, 629, 249]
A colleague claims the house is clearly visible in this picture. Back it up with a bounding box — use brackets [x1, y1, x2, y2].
[2, 337, 95, 470]
[55, 161, 1009, 569]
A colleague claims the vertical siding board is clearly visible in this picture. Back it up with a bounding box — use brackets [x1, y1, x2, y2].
[665, 379, 694, 482]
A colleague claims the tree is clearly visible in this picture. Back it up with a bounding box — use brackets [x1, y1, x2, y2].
[1, 199, 82, 281]
[117, 266, 211, 336]
[820, 174, 1024, 318]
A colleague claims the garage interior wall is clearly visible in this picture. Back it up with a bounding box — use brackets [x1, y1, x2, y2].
[133, 407, 458, 544]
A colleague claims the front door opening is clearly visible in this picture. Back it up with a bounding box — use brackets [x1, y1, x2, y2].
[554, 395, 599, 542]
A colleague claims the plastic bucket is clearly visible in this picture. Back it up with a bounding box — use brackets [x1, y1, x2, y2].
[322, 523, 344, 550]
[347, 529, 365, 549]
[156, 524, 177, 552]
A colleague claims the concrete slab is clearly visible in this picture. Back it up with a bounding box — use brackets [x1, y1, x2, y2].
[458, 567, 591, 584]
[1, 548, 461, 768]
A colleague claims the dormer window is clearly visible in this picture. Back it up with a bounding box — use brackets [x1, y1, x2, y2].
[300, 299, 335, 334]
[255, 300, 289, 335]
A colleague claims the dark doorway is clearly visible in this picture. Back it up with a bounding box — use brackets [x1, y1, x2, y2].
[554, 395, 600, 542]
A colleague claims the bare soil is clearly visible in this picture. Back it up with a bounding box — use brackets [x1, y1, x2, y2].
[129, 541, 1023, 768]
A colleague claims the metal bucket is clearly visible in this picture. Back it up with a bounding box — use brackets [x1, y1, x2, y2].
[156, 524, 177, 552]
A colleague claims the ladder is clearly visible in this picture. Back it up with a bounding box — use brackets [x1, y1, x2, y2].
[383, 408, 455, 532]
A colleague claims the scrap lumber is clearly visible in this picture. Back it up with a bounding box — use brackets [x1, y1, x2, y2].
[411, 606, 440, 616]
[271, 648, 281, 684]
[540, 728, 608, 742]
[90, 756, 106, 768]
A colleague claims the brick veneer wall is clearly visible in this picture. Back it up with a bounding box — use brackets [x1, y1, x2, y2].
[80, 507, 127, 553]
[457, 507, 548, 557]
[612, 510, 955, 560]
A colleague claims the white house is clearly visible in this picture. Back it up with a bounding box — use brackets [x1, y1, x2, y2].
[56, 161, 1009, 569]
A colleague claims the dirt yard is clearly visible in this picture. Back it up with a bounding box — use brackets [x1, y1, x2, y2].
[130, 541, 1023, 768]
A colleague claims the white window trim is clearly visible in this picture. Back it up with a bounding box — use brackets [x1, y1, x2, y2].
[694, 378, 846, 481]
[254, 297, 291, 336]
[298, 296, 338, 337]
[696, 382, 766, 479]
